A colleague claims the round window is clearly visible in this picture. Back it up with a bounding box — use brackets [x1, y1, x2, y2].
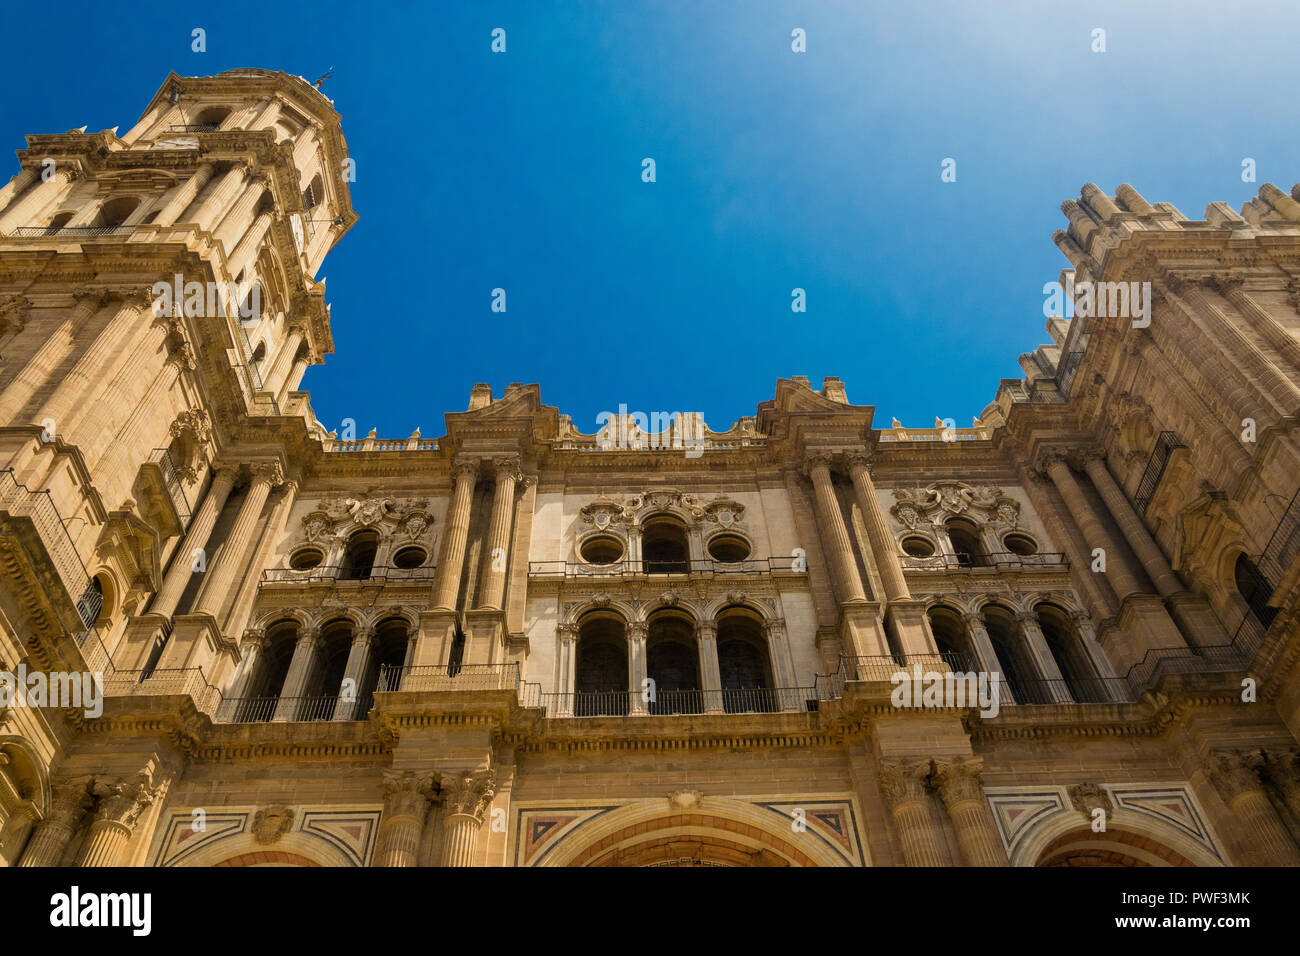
[1003, 533, 1038, 556]
[290, 547, 324, 570]
[392, 546, 427, 569]
[707, 534, 751, 562]
[901, 536, 936, 558]
[580, 535, 625, 564]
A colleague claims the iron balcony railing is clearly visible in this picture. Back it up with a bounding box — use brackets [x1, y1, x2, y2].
[214, 693, 375, 723]
[537, 685, 815, 718]
[6, 225, 135, 238]
[376, 662, 521, 694]
[1134, 431, 1185, 515]
[167, 123, 221, 132]
[145, 448, 191, 527]
[260, 563, 438, 584]
[900, 551, 1068, 570]
[0, 468, 103, 637]
[528, 556, 806, 578]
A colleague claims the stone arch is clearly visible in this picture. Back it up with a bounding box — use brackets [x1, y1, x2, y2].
[641, 593, 705, 623]
[535, 796, 854, 868]
[252, 606, 310, 633]
[172, 829, 357, 867]
[1012, 809, 1223, 868]
[561, 597, 640, 628]
[0, 735, 50, 818]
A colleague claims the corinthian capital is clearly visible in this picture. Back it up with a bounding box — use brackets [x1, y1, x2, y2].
[844, 449, 873, 473]
[441, 769, 497, 823]
[92, 775, 157, 830]
[878, 758, 933, 810]
[451, 457, 480, 484]
[380, 770, 436, 819]
[46, 777, 95, 829]
[1206, 749, 1266, 800]
[931, 757, 986, 810]
[250, 459, 285, 487]
[802, 453, 833, 479]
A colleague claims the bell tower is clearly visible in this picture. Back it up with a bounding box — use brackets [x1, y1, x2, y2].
[0, 69, 356, 663]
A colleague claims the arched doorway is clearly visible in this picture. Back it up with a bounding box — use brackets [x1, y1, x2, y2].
[1035, 827, 1197, 867]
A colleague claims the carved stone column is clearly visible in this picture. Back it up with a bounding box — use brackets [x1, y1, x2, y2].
[931, 757, 1007, 866]
[374, 770, 436, 867]
[433, 458, 479, 611]
[961, 612, 1015, 705]
[149, 466, 238, 619]
[804, 454, 867, 604]
[696, 621, 723, 713]
[627, 622, 649, 715]
[225, 629, 268, 700]
[879, 759, 950, 866]
[264, 325, 305, 398]
[76, 776, 156, 866]
[273, 624, 322, 721]
[213, 175, 268, 251]
[194, 461, 282, 618]
[846, 452, 911, 601]
[555, 623, 577, 717]
[1263, 750, 1300, 822]
[0, 289, 105, 422]
[153, 163, 215, 226]
[1081, 452, 1182, 597]
[334, 622, 375, 720]
[1206, 750, 1300, 865]
[439, 770, 496, 867]
[34, 291, 151, 433]
[0, 164, 75, 231]
[477, 456, 521, 610]
[17, 777, 93, 867]
[191, 165, 247, 232]
[1042, 453, 1143, 601]
[1014, 611, 1072, 703]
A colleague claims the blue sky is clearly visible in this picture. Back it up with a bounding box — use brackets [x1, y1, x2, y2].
[4, 1, 1298, 438]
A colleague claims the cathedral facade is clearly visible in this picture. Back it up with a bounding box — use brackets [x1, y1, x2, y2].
[0, 69, 1298, 868]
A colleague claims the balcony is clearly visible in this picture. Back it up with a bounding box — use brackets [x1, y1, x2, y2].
[0, 468, 103, 638]
[536, 685, 815, 718]
[528, 556, 805, 580]
[376, 662, 520, 693]
[260, 563, 438, 586]
[214, 693, 374, 723]
[167, 123, 221, 133]
[5, 225, 135, 238]
[1133, 431, 1185, 515]
[900, 551, 1068, 571]
[138, 448, 191, 534]
[103, 668, 221, 717]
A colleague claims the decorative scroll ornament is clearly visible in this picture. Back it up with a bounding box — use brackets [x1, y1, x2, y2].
[891, 480, 1018, 529]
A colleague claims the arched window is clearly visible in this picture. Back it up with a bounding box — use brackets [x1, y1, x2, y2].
[1234, 553, 1277, 631]
[372, 619, 412, 693]
[237, 620, 298, 721]
[43, 211, 73, 235]
[926, 606, 972, 669]
[642, 515, 690, 573]
[646, 611, 699, 714]
[303, 174, 324, 212]
[1037, 604, 1103, 702]
[96, 197, 140, 229]
[946, 518, 988, 568]
[340, 530, 379, 580]
[305, 619, 354, 719]
[982, 605, 1037, 704]
[193, 106, 231, 128]
[716, 608, 775, 713]
[574, 614, 628, 716]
